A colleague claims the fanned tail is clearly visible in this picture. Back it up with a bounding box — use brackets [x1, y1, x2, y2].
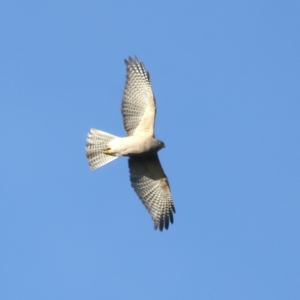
[86, 129, 119, 170]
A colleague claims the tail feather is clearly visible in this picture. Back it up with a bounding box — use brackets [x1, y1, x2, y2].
[86, 128, 119, 170]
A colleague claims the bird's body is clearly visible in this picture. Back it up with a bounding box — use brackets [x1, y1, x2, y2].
[106, 135, 164, 157]
[86, 56, 175, 231]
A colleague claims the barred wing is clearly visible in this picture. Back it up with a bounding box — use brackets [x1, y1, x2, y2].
[128, 155, 175, 231]
[122, 56, 156, 137]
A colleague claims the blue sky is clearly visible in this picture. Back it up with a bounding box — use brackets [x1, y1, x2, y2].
[1, 1, 299, 299]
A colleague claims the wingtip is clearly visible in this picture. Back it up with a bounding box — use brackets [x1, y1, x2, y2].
[172, 204, 176, 214]
[153, 216, 172, 232]
[129, 56, 134, 64]
[154, 220, 164, 231]
[169, 211, 174, 224]
[125, 55, 141, 66]
[159, 221, 164, 232]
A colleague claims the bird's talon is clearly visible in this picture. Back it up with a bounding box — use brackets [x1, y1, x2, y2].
[103, 147, 113, 154]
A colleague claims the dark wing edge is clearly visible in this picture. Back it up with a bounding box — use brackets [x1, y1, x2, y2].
[128, 155, 175, 231]
[124, 56, 151, 84]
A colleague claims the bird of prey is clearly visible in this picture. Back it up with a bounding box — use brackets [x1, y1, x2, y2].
[86, 56, 175, 231]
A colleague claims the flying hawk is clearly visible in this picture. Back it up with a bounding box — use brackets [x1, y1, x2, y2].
[86, 56, 175, 231]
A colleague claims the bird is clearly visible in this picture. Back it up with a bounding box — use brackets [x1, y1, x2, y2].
[85, 56, 175, 231]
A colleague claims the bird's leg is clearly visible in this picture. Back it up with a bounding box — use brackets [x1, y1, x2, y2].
[103, 146, 114, 155]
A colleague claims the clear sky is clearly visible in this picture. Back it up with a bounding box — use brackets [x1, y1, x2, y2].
[1, 1, 299, 299]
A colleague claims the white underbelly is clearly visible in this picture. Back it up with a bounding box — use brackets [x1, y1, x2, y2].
[108, 136, 150, 156]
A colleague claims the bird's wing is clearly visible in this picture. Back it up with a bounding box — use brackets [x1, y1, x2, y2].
[128, 155, 175, 231]
[122, 56, 156, 137]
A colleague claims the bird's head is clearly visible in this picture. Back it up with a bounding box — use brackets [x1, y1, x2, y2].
[160, 140, 166, 149]
[154, 139, 165, 151]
